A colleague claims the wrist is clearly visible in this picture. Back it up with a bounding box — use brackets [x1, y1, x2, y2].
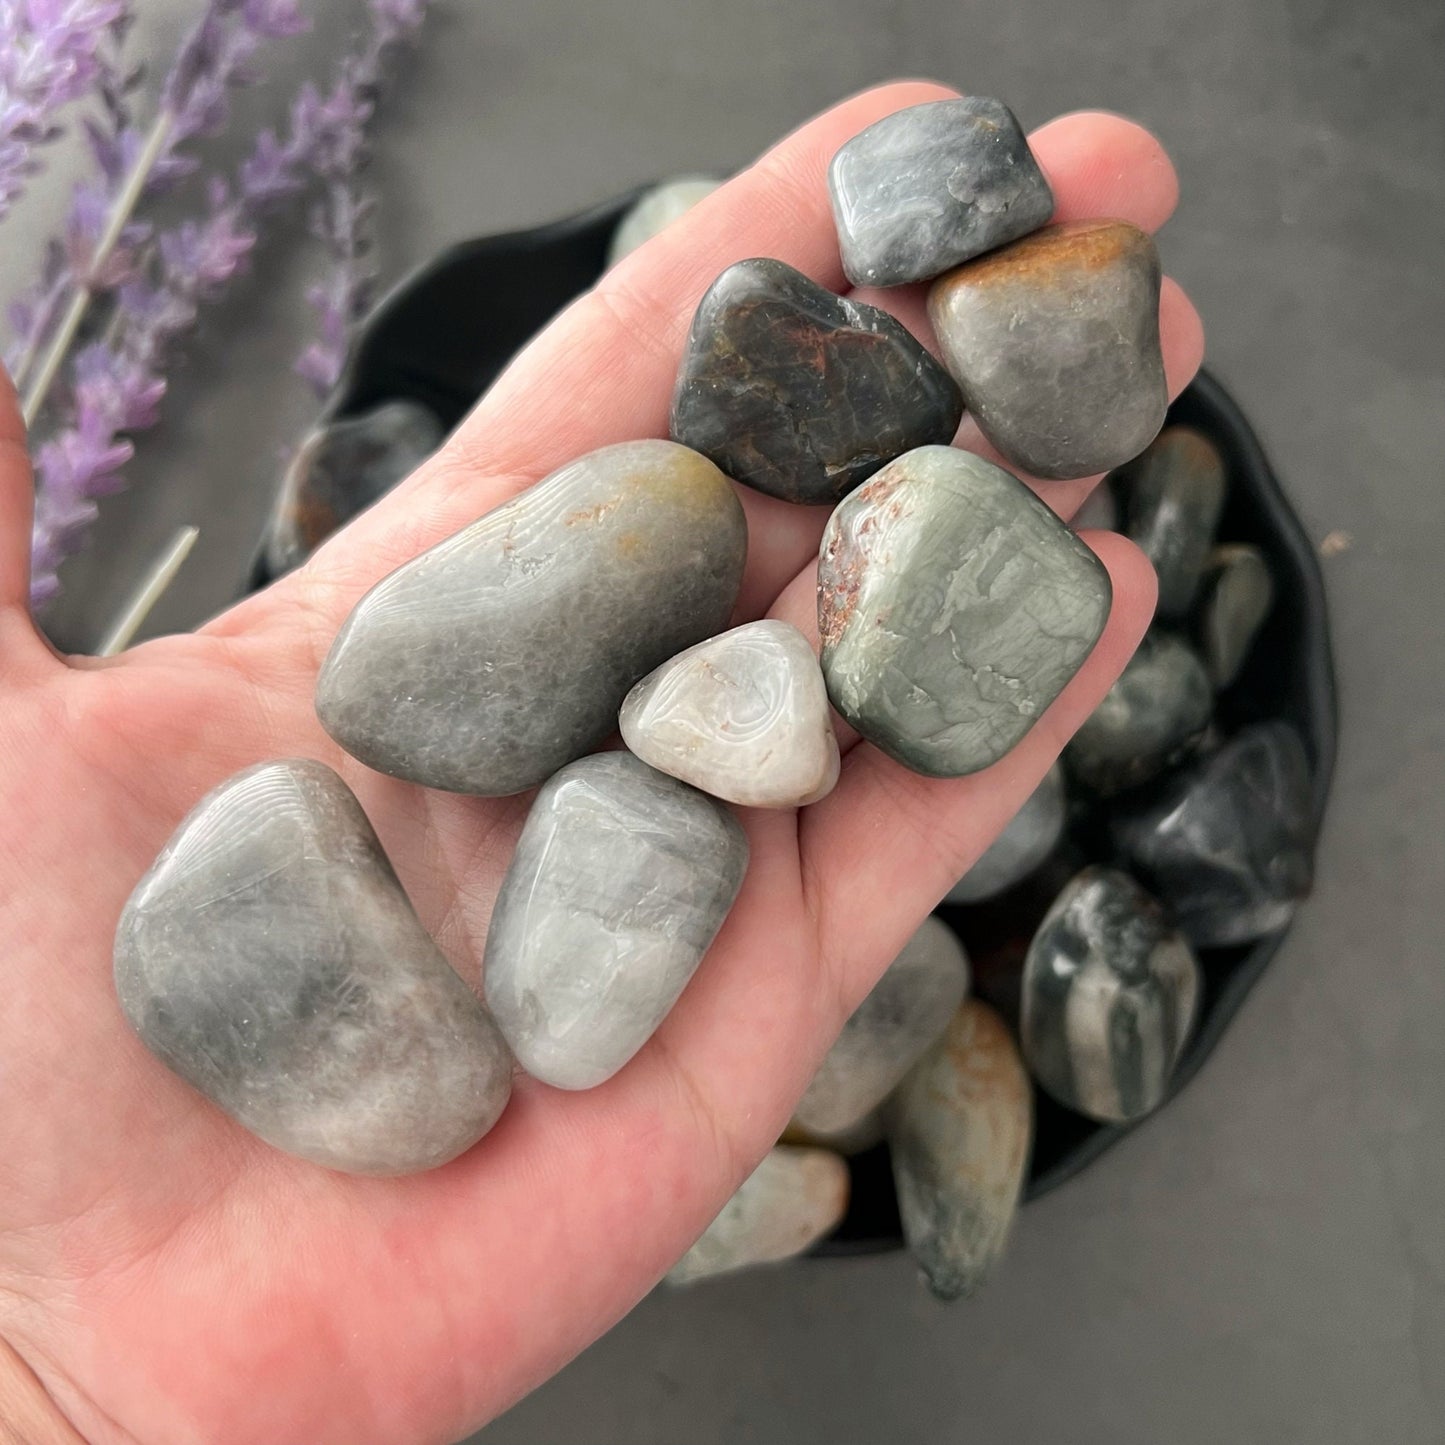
[0, 1339, 88, 1445]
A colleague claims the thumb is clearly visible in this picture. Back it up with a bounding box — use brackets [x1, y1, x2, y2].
[0, 366, 52, 668]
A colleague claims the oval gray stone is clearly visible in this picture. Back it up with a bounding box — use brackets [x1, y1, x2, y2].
[1114, 426, 1228, 619]
[264, 400, 445, 578]
[316, 440, 747, 796]
[1065, 631, 1213, 798]
[928, 219, 1167, 480]
[887, 999, 1032, 1301]
[1022, 866, 1201, 1123]
[946, 762, 1067, 903]
[483, 751, 749, 1090]
[667, 1146, 850, 1285]
[818, 446, 1112, 777]
[113, 760, 513, 1175]
[828, 97, 1055, 289]
[669, 257, 963, 505]
[1071, 478, 1119, 533]
[1111, 722, 1316, 947]
[619, 619, 839, 809]
[793, 916, 970, 1137]
[1197, 543, 1275, 688]
[607, 176, 721, 266]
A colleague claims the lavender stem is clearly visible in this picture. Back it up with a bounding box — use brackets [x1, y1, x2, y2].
[20, 109, 172, 427]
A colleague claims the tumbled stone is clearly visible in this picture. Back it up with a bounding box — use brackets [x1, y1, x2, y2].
[1022, 866, 1200, 1123]
[483, 752, 748, 1089]
[619, 620, 839, 808]
[1065, 631, 1212, 797]
[114, 760, 513, 1175]
[781, 1107, 886, 1156]
[670, 258, 962, 505]
[887, 1000, 1032, 1300]
[1071, 478, 1119, 533]
[828, 97, 1054, 288]
[607, 176, 721, 266]
[1114, 426, 1227, 619]
[316, 441, 747, 796]
[667, 1146, 849, 1284]
[928, 220, 1166, 480]
[263, 400, 445, 578]
[1197, 543, 1275, 688]
[793, 916, 969, 1136]
[1112, 722, 1316, 947]
[946, 763, 1067, 904]
[818, 446, 1112, 776]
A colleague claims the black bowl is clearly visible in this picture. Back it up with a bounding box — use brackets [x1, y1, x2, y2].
[268, 190, 1338, 1249]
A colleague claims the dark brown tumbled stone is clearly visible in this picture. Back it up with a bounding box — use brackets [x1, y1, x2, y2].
[670, 258, 963, 505]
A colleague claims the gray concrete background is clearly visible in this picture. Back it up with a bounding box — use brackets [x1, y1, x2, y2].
[5, 1, 1442, 1441]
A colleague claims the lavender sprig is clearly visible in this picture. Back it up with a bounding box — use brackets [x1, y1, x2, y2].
[17, 0, 307, 427]
[294, 0, 429, 396]
[27, 0, 430, 604]
[0, 0, 131, 221]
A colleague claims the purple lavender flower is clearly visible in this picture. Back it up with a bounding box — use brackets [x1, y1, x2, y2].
[23, 0, 431, 605]
[0, 0, 131, 220]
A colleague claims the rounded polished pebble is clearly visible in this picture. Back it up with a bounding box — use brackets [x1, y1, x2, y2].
[1064, 631, 1213, 798]
[887, 999, 1032, 1301]
[793, 916, 970, 1137]
[946, 762, 1067, 904]
[619, 619, 839, 808]
[1197, 543, 1275, 688]
[818, 446, 1112, 777]
[1111, 722, 1316, 948]
[1114, 426, 1228, 619]
[263, 400, 445, 578]
[827, 97, 1054, 289]
[483, 751, 749, 1090]
[1071, 478, 1119, 533]
[781, 1107, 886, 1156]
[669, 257, 963, 505]
[1021, 866, 1201, 1123]
[606, 175, 721, 266]
[316, 440, 747, 796]
[928, 219, 1167, 480]
[113, 760, 513, 1175]
[667, 1146, 850, 1285]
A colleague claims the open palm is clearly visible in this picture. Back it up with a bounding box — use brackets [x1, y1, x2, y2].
[0, 82, 1201, 1445]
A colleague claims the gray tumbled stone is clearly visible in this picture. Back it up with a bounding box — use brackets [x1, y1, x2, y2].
[1197, 543, 1275, 688]
[1065, 631, 1213, 797]
[1111, 722, 1316, 948]
[928, 220, 1167, 480]
[670, 257, 962, 505]
[264, 400, 445, 578]
[1114, 427, 1228, 619]
[946, 763, 1067, 903]
[1071, 479, 1119, 533]
[818, 446, 1112, 777]
[619, 620, 839, 809]
[668, 1146, 849, 1284]
[483, 752, 749, 1090]
[607, 176, 721, 266]
[887, 999, 1032, 1301]
[828, 97, 1054, 288]
[316, 441, 747, 796]
[1022, 866, 1200, 1123]
[793, 916, 969, 1136]
[114, 760, 513, 1175]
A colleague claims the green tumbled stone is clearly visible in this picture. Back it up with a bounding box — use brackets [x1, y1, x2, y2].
[817, 446, 1112, 777]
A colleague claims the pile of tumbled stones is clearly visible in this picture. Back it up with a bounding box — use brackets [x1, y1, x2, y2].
[114, 98, 1315, 1302]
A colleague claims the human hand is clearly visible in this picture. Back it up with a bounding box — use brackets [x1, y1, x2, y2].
[0, 81, 1201, 1445]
